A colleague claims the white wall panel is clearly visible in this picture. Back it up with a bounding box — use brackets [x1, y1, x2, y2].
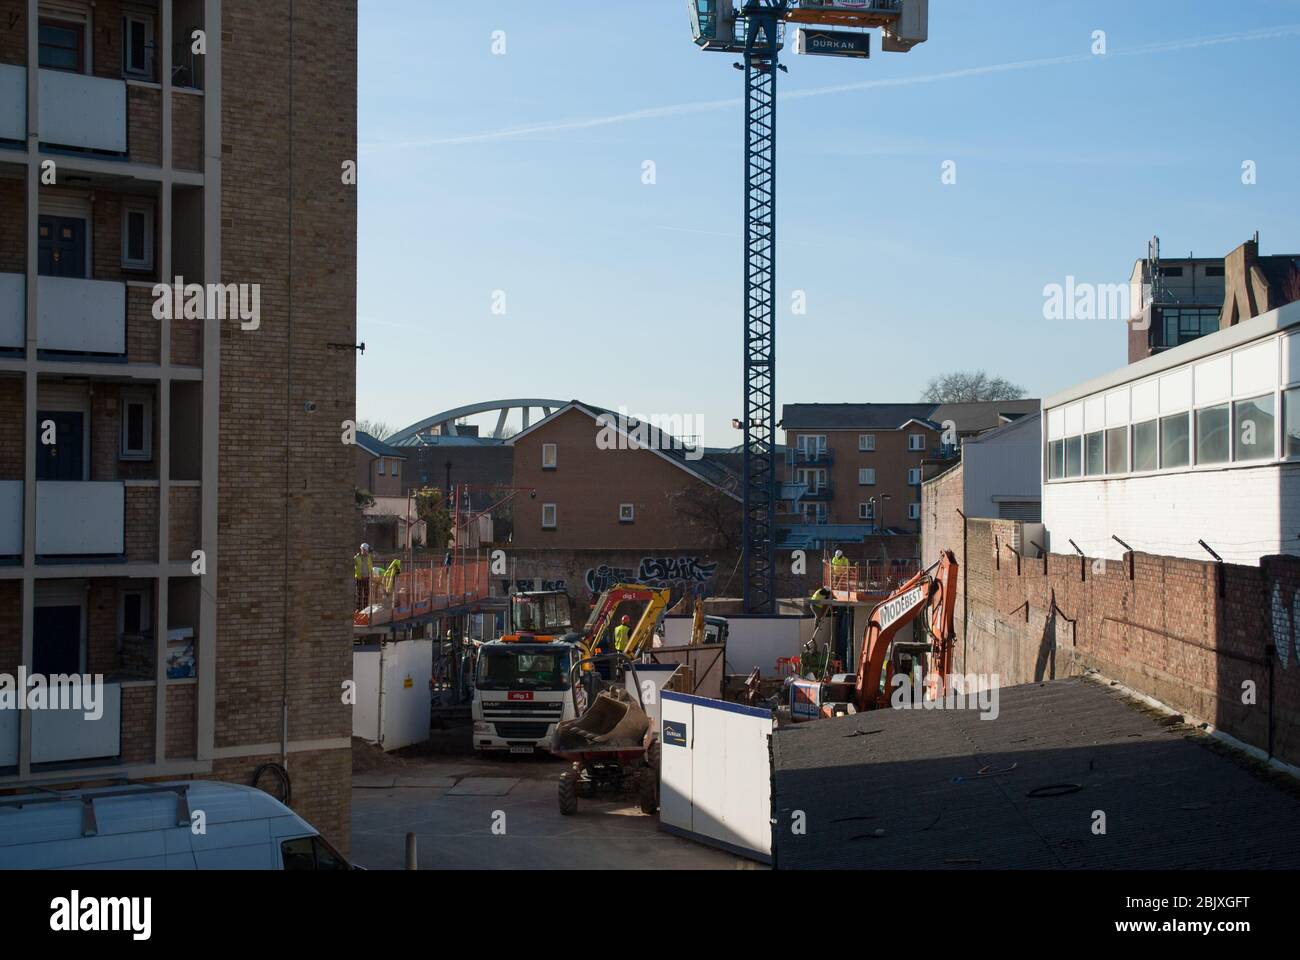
[1233, 339, 1278, 398]
[1194, 356, 1231, 406]
[1105, 389, 1129, 428]
[1132, 379, 1159, 421]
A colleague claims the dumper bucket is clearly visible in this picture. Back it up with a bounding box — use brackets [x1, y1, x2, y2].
[554, 687, 649, 750]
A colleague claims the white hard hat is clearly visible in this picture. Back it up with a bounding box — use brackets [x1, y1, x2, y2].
[834, 549, 843, 558]
[361, 542, 370, 551]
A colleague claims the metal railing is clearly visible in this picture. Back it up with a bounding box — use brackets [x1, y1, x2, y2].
[824, 557, 919, 595]
[354, 559, 490, 627]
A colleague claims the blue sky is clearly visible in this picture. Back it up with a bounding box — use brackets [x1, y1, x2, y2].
[357, 0, 1300, 445]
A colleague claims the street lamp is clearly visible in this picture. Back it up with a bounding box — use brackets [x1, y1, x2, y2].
[870, 494, 893, 535]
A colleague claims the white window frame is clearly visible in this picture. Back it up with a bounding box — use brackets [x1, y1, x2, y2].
[391, 459, 399, 477]
[618, 503, 635, 523]
[122, 11, 156, 81]
[120, 389, 152, 460]
[120, 200, 155, 271]
[908, 503, 921, 521]
[798, 434, 827, 456]
[858, 468, 876, 486]
[907, 467, 922, 486]
[38, 2, 92, 75]
[908, 434, 926, 452]
[541, 443, 557, 469]
[858, 502, 875, 521]
[859, 434, 876, 452]
[541, 503, 557, 529]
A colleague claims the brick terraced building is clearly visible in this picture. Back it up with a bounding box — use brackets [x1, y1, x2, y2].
[0, 0, 356, 851]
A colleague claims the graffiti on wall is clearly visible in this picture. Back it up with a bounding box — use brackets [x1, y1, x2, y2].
[584, 556, 719, 596]
[499, 579, 568, 595]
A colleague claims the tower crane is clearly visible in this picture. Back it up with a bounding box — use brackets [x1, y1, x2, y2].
[686, 0, 929, 613]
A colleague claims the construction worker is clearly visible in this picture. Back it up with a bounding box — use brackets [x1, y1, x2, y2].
[613, 615, 633, 655]
[830, 549, 850, 590]
[354, 543, 374, 611]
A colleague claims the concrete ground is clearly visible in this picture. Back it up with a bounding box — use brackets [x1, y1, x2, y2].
[773, 676, 1300, 869]
[350, 728, 755, 870]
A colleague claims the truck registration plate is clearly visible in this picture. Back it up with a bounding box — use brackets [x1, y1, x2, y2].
[510, 746, 534, 755]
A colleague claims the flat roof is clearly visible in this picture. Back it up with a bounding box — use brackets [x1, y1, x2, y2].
[1044, 300, 1300, 409]
[772, 677, 1300, 869]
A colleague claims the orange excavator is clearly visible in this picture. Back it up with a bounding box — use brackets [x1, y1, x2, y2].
[791, 550, 958, 720]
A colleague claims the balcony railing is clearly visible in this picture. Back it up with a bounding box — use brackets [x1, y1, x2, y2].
[0, 682, 121, 767]
[0, 65, 129, 153]
[800, 482, 834, 501]
[37, 481, 125, 558]
[824, 558, 920, 598]
[790, 448, 834, 466]
[0, 480, 20, 558]
[355, 559, 491, 628]
[38, 275, 127, 356]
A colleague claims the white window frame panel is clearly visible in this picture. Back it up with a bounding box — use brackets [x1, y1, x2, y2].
[541, 443, 557, 469]
[122, 10, 156, 81]
[391, 460, 399, 477]
[858, 468, 876, 486]
[120, 200, 156, 272]
[908, 503, 921, 521]
[618, 503, 635, 523]
[858, 502, 875, 521]
[119, 389, 153, 460]
[858, 434, 876, 452]
[907, 434, 926, 452]
[907, 467, 922, 486]
[541, 503, 557, 529]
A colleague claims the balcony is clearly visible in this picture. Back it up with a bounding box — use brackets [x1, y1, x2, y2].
[790, 448, 834, 466]
[38, 275, 127, 356]
[0, 64, 129, 154]
[801, 482, 834, 501]
[0, 480, 20, 558]
[37, 481, 125, 559]
[0, 680, 124, 768]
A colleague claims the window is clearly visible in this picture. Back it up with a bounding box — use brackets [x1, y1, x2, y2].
[541, 503, 557, 529]
[281, 836, 349, 871]
[908, 434, 926, 452]
[1133, 420, 1158, 472]
[123, 13, 155, 80]
[908, 503, 921, 521]
[541, 443, 557, 469]
[121, 203, 154, 270]
[796, 468, 827, 491]
[859, 434, 876, 452]
[1160, 413, 1190, 468]
[858, 468, 876, 486]
[803, 503, 827, 525]
[859, 502, 875, 520]
[1158, 266, 1184, 278]
[1047, 440, 1064, 480]
[1084, 431, 1104, 476]
[1160, 308, 1220, 349]
[39, 18, 85, 72]
[120, 393, 152, 459]
[121, 589, 151, 635]
[619, 503, 634, 523]
[1286, 388, 1300, 458]
[907, 468, 921, 486]
[1195, 403, 1230, 464]
[1065, 437, 1082, 477]
[798, 435, 827, 459]
[390, 460, 399, 476]
[1205, 265, 1225, 278]
[1233, 394, 1275, 462]
[1105, 426, 1128, 474]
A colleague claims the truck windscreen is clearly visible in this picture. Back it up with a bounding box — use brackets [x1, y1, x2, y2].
[476, 649, 569, 691]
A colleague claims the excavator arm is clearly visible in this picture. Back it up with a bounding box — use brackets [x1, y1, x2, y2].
[580, 584, 671, 659]
[853, 550, 958, 711]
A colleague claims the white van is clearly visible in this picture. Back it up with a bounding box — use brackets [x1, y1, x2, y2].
[0, 780, 353, 870]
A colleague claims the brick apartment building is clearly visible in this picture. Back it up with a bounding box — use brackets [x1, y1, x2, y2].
[506, 401, 742, 608]
[354, 431, 406, 498]
[780, 400, 1039, 536]
[0, 0, 356, 850]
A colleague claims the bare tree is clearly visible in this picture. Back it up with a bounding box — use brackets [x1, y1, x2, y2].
[922, 371, 1026, 403]
[357, 419, 394, 441]
[665, 484, 742, 553]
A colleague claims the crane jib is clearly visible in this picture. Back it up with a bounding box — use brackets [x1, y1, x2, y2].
[876, 586, 926, 632]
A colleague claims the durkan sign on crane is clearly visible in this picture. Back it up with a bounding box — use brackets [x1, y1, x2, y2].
[686, 0, 929, 614]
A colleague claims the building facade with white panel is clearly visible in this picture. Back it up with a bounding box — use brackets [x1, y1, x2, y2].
[1043, 300, 1300, 566]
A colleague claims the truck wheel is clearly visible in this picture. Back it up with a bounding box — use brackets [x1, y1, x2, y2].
[647, 739, 661, 772]
[558, 772, 578, 816]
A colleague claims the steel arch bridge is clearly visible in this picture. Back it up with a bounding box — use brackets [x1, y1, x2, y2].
[387, 399, 570, 446]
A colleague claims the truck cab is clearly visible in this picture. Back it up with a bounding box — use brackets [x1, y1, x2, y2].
[471, 638, 578, 753]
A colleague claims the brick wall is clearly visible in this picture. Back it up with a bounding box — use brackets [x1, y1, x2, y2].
[512, 407, 739, 550]
[169, 485, 200, 560]
[93, 191, 159, 284]
[89, 383, 158, 481]
[0, 582, 19, 674]
[119, 685, 155, 764]
[91, 0, 126, 80]
[172, 91, 204, 171]
[127, 286, 161, 364]
[0, 178, 23, 272]
[0, 0, 21, 66]
[127, 85, 162, 166]
[958, 517, 1300, 766]
[166, 682, 196, 759]
[0, 376, 23, 480]
[171, 316, 202, 366]
[212, 0, 356, 844]
[124, 485, 157, 562]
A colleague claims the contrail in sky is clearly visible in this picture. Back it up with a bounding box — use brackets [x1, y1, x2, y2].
[361, 24, 1300, 151]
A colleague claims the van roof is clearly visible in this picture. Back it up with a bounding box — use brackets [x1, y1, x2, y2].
[0, 780, 312, 848]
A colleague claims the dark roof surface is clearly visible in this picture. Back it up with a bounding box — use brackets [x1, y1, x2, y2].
[782, 400, 1040, 433]
[356, 432, 408, 459]
[772, 677, 1300, 869]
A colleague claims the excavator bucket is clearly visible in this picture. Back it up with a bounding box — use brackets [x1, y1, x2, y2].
[554, 686, 650, 749]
